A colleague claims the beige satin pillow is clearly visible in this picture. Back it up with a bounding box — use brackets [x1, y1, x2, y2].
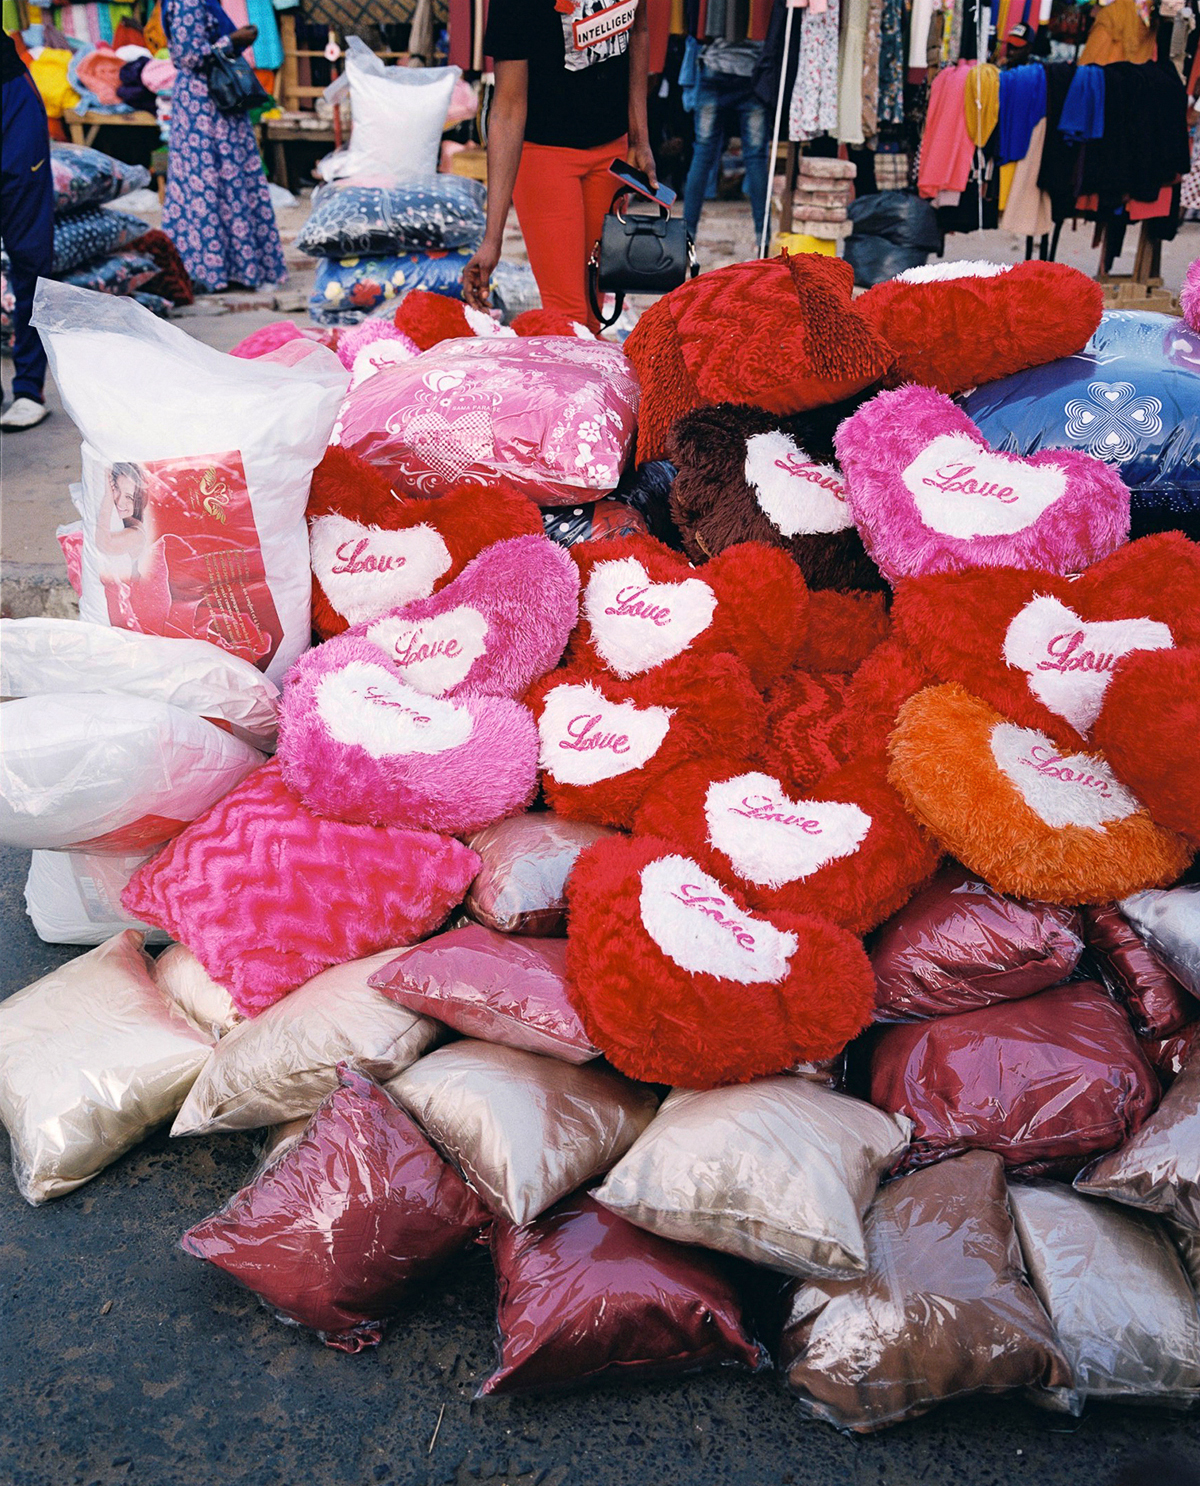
[593, 1079, 911, 1277]
[1009, 1182, 1200, 1412]
[152, 943, 242, 1039]
[387, 1041, 658, 1225]
[0, 930, 214, 1204]
[172, 949, 443, 1135]
[1075, 1054, 1200, 1230]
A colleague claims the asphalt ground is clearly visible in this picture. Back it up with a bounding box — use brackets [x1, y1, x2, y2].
[2, 845, 1199, 1486]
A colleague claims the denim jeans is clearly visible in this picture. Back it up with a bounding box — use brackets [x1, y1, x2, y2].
[683, 72, 769, 240]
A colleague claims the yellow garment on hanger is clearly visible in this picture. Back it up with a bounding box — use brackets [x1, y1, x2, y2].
[670, 0, 685, 31]
[998, 159, 1017, 211]
[963, 62, 999, 146]
[1081, 0, 1156, 64]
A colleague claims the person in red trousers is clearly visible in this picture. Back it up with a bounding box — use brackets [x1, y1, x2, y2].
[462, 0, 656, 333]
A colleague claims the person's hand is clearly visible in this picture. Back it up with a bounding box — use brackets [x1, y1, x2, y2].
[229, 25, 258, 50]
[462, 237, 501, 310]
[627, 137, 658, 190]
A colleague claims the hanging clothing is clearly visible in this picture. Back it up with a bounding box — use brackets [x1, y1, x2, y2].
[1058, 63, 1105, 141]
[1000, 115, 1053, 235]
[1037, 60, 1083, 222]
[788, 0, 839, 140]
[860, 0, 881, 139]
[877, 0, 904, 122]
[917, 57, 974, 196]
[752, 0, 803, 116]
[963, 60, 998, 144]
[836, 0, 869, 143]
[907, 0, 938, 72]
[1081, 0, 1156, 66]
[997, 63, 1046, 163]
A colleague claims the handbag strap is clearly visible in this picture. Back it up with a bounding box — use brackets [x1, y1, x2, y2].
[587, 189, 696, 330]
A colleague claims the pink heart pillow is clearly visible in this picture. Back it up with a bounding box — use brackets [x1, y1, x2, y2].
[123, 761, 480, 1015]
[278, 638, 539, 834]
[835, 386, 1130, 584]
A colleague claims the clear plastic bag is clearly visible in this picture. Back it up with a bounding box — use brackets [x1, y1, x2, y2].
[1083, 903, 1197, 1039]
[1121, 885, 1200, 999]
[464, 813, 618, 936]
[297, 175, 486, 258]
[50, 142, 151, 214]
[23, 847, 169, 945]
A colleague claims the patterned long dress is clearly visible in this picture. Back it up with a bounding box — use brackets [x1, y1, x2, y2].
[162, 0, 286, 292]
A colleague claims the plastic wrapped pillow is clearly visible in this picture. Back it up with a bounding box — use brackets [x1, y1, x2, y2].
[541, 499, 650, 547]
[173, 949, 442, 1134]
[1008, 1182, 1200, 1413]
[387, 1040, 657, 1225]
[59, 249, 158, 298]
[51, 143, 151, 213]
[317, 47, 459, 183]
[1121, 886, 1200, 999]
[181, 1065, 489, 1351]
[370, 927, 599, 1064]
[1083, 904, 1197, 1039]
[152, 944, 241, 1039]
[779, 1151, 1070, 1433]
[297, 176, 486, 257]
[464, 813, 619, 937]
[0, 931, 214, 1204]
[593, 1080, 911, 1278]
[480, 1193, 767, 1396]
[24, 848, 168, 946]
[1142, 1023, 1200, 1088]
[53, 208, 148, 274]
[309, 250, 472, 325]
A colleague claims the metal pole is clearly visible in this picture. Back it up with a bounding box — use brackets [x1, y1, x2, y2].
[760, 1, 796, 257]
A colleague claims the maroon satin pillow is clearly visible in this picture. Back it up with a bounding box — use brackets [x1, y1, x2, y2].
[870, 863, 1082, 1022]
[480, 1193, 766, 1396]
[464, 813, 619, 936]
[1083, 904, 1198, 1039]
[1141, 1021, 1200, 1088]
[869, 981, 1160, 1176]
[181, 1065, 490, 1350]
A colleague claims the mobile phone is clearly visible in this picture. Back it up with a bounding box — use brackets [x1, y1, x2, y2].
[609, 159, 677, 208]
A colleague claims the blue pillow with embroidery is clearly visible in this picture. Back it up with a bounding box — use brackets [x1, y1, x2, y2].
[309, 249, 472, 325]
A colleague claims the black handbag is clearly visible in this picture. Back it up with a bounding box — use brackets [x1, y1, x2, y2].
[587, 190, 697, 329]
[204, 47, 269, 115]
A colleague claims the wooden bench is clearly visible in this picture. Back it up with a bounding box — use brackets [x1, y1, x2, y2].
[64, 108, 161, 149]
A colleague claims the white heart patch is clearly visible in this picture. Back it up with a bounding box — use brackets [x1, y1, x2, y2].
[639, 855, 798, 984]
[364, 605, 489, 696]
[584, 556, 717, 677]
[743, 431, 852, 537]
[1003, 595, 1173, 732]
[350, 340, 415, 390]
[538, 681, 672, 786]
[704, 772, 872, 888]
[310, 514, 452, 626]
[903, 433, 1067, 539]
[990, 722, 1141, 829]
[315, 660, 474, 759]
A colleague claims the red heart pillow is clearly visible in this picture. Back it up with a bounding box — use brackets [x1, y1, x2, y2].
[1094, 646, 1200, 846]
[531, 655, 766, 829]
[891, 533, 1200, 747]
[795, 589, 891, 675]
[306, 447, 542, 639]
[567, 535, 808, 690]
[565, 833, 876, 1087]
[633, 755, 939, 935]
[888, 684, 1192, 904]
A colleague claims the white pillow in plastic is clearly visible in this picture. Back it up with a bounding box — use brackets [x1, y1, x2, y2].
[319, 44, 459, 183]
[24, 848, 169, 945]
[32, 282, 348, 684]
[152, 943, 241, 1039]
[1, 618, 280, 750]
[0, 694, 264, 851]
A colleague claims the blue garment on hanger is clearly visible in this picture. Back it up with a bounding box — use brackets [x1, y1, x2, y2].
[998, 62, 1046, 163]
[680, 34, 701, 112]
[245, 0, 282, 71]
[1057, 63, 1105, 142]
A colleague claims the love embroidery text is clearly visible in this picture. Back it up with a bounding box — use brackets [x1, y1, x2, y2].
[604, 585, 672, 627]
[362, 686, 431, 726]
[922, 460, 1018, 504]
[729, 794, 822, 834]
[668, 882, 756, 949]
[773, 454, 847, 499]
[557, 713, 631, 755]
[331, 539, 407, 575]
[1019, 744, 1112, 797]
[391, 627, 462, 669]
[1035, 630, 1120, 675]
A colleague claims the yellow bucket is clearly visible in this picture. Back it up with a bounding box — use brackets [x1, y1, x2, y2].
[771, 232, 837, 257]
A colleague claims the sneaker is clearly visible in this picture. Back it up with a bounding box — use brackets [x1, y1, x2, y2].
[0, 397, 49, 431]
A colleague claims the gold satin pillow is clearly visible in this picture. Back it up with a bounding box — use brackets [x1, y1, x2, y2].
[593, 1079, 911, 1278]
[172, 949, 443, 1135]
[1009, 1182, 1200, 1411]
[152, 943, 242, 1039]
[0, 931, 214, 1204]
[387, 1041, 658, 1225]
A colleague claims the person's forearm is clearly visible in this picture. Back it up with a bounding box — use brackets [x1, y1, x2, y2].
[627, 4, 651, 146]
[482, 94, 527, 248]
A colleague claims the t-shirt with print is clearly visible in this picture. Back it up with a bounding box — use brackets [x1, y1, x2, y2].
[484, 0, 634, 150]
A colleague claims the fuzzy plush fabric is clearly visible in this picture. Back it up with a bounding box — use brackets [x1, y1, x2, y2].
[1094, 647, 1200, 846]
[856, 261, 1103, 395]
[511, 310, 594, 339]
[564, 833, 876, 1087]
[277, 638, 539, 834]
[795, 590, 891, 674]
[122, 761, 480, 1016]
[306, 447, 543, 639]
[633, 754, 939, 935]
[1179, 257, 1200, 334]
[531, 654, 767, 830]
[890, 533, 1200, 747]
[623, 254, 895, 464]
[667, 402, 884, 590]
[335, 318, 418, 373]
[567, 534, 808, 689]
[836, 386, 1131, 584]
[392, 289, 476, 350]
[887, 684, 1192, 904]
[336, 535, 579, 699]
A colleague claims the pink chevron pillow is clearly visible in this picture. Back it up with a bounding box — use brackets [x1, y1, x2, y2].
[339, 535, 580, 699]
[123, 761, 480, 1016]
[278, 638, 539, 834]
[835, 386, 1130, 584]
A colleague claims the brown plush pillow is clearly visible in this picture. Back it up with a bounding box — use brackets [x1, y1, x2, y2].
[779, 1150, 1070, 1432]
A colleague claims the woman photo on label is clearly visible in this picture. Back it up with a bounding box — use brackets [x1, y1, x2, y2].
[96, 462, 151, 583]
[462, 0, 655, 333]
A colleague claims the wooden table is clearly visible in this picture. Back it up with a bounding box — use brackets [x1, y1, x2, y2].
[64, 109, 161, 149]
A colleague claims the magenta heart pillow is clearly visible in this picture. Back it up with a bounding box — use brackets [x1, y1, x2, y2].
[122, 761, 480, 1015]
[278, 638, 539, 834]
[834, 385, 1130, 584]
[338, 535, 580, 699]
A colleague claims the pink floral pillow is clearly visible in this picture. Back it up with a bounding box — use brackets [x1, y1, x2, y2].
[123, 761, 480, 1016]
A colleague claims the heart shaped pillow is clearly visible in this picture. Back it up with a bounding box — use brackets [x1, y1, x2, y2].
[1094, 646, 1200, 846]
[278, 638, 539, 834]
[531, 655, 766, 830]
[335, 535, 579, 699]
[565, 834, 876, 1086]
[888, 684, 1192, 904]
[891, 533, 1200, 746]
[633, 755, 939, 935]
[666, 402, 885, 591]
[855, 261, 1104, 395]
[567, 535, 808, 689]
[306, 447, 542, 639]
[835, 386, 1130, 584]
